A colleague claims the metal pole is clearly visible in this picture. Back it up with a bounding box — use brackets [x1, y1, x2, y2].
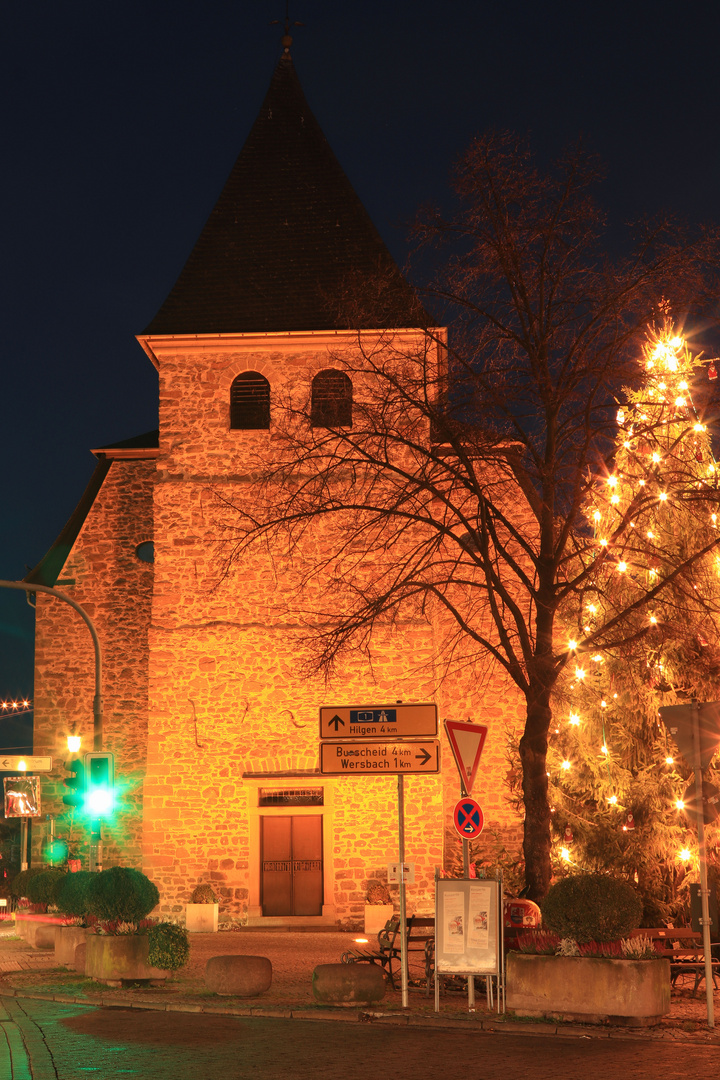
[48, 816, 55, 867]
[398, 773, 409, 1008]
[461, 787, 475, 1010]
[20, 820, 28, 872]
[0, 581, 103, 749]
[692, 702, 715, 1028]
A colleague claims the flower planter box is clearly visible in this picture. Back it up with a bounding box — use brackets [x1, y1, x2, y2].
[364, 904, 394, 935]
[507, 953, 671, 1026]
[16, 913, 56, 949]
[55, 926, 88, 968]
[186, 902, 219, 933]
[85, 933, 167, 985]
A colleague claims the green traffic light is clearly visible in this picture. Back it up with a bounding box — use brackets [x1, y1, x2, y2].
[85, 786, 113, 815]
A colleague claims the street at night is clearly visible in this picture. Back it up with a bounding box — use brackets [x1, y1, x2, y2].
[1, 997, 719, 1080]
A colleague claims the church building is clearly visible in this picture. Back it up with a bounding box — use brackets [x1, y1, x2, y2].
[26, 48, 524, 926]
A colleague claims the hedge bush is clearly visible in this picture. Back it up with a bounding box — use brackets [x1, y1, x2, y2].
[147, 922, 190, 970]
[190, 883, 218, 905]
[541, 873, 643, 943]
[86, 867, 159, 923]
[10, 868, 45, 901]
[26, 869, 66, 907]
[56, 871, 94, 917]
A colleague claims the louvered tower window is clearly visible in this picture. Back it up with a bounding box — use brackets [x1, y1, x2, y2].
[311, 369, 352, 428]
[230, 372, 270, 430]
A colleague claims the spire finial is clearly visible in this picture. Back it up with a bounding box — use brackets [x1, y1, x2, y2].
[271, 3, 303, 58]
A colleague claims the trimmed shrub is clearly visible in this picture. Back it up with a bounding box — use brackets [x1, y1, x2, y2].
[190, 883, 218, 905]
[56, 871, 94, 918]
[147, 921, 190, 970]
[542, 873, 643, 943]
[26, 869, 66, 907]
[10, 868, 45, 901]
[366, 880, 392, 905]
[86, 867, 159, 923]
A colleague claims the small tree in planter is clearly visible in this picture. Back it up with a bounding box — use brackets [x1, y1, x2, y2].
[26, 869, 66, 911]
[84, 867, 163, 985]
[364, 879, 393, 935]
[507, 873, 669, 1025]
[186, 883, 219, 933]
[55, 870, 94, 968]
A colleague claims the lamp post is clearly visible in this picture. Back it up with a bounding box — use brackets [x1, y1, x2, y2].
[0, 580, 104, 872]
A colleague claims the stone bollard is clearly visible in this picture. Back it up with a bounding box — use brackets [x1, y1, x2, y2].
[312, 963, 386, 1006]
[205, 955, 272, 997]
[33, 923, 57, 950]
[74, 941, 87, 975]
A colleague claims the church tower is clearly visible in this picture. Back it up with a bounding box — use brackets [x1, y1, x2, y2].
[29, 47, 524, 926]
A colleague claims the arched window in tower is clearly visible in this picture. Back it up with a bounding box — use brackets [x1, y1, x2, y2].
[230, 372, 270, 430]
[311, 369, 352, 428]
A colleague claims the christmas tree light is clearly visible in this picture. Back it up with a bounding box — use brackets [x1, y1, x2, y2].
[546, 321, 720, 920]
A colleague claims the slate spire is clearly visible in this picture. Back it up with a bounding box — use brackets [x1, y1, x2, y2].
[144, 57, 423, 335]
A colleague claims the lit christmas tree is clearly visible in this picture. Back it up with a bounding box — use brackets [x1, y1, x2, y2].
[548, 322, 720, 922]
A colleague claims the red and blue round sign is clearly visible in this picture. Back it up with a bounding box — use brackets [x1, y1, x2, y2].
[453, 797, 484, 840]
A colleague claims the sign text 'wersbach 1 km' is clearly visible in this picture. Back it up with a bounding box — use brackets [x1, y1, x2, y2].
[320, 740, 440, 775]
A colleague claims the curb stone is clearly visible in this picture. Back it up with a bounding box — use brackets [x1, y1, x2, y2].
[3, 988, 719, 1046]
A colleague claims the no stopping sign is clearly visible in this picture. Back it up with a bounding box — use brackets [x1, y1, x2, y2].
[453, 797, 484, 840]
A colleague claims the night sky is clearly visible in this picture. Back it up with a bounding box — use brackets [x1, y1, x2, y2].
[3, 0, 720, 753]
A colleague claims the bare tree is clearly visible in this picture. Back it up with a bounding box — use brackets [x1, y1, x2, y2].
[216, 133, 720, 899]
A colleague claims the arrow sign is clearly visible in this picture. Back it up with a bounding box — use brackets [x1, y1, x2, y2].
[0, 755, 53, 773]
[659, 703, 720, 770]
[319, 703, 437, 740]
[319, 740, 440, 775]
[453, 797, 485, 840]
[328, 715, 345, 732]
[444, 720, 488, 794]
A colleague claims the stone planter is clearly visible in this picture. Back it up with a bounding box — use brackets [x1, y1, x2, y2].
[85, 933, 167, 986]
[17, 914, 56, 949]
[186, 902, 219, 933]
[364, 904, 394, 935]
[55, 926, 88, 968]
[507, 953, 671, 1026]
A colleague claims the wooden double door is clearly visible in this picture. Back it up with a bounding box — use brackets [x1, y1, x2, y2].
[261, 815, 323, 916]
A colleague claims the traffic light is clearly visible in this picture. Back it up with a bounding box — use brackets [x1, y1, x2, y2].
[84, 752, 114, 816]
[62, 757, 85, 808]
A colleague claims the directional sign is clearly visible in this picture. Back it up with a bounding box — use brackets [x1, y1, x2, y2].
[0, 755, 53, 772]
[444, 720, 488, 794]
[319, 740, 441, 775]
[453, 797, 485, 840]
[319, 703, 437, 741]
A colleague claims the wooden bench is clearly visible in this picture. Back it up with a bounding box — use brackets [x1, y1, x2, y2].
[629, 927, 720, 996]
[341, 916, 403, 988]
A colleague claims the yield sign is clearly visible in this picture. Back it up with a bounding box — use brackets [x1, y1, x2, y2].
[453, 797, 484, 840]
[444, 720, 488, 794]
[659, 702, 720, 771]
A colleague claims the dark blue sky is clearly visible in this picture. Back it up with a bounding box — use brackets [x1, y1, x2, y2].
[3, 0, 720, 752]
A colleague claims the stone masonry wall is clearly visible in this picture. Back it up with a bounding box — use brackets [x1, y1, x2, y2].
[142, 332, 525, 922]
[31, 457, 154, 870]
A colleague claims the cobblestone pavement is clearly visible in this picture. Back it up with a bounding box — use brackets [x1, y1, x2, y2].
[1, 995, 719, 1080]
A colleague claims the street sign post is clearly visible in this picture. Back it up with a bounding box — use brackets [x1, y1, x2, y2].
[444, 721, 488, 795]
[320, 740, 440, 776]
[0, 755, 53, 772]
[659, 701, 720, 1029]
[319, 703, 438, 740]
[453, 797, 485, 840]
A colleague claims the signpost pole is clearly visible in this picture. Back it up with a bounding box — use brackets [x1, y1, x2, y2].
[397, 773, 409, 1009]
[20, 818, 28, 871]
[692, 701, 715, 1029]
[460, 781, 475, 1010]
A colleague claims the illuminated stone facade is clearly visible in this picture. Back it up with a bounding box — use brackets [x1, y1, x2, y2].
[28, 56, 526, 925]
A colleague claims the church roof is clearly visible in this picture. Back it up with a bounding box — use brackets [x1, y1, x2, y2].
[144, 57, 425, 335]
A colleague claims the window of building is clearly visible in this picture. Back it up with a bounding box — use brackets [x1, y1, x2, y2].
[135, 541, 155, 563]
[258, 788, 324, 807]
[230, 372, 270, 429]
[311, 369, 352, 428]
